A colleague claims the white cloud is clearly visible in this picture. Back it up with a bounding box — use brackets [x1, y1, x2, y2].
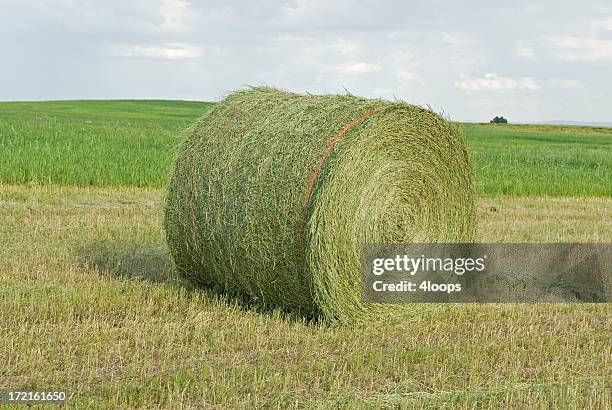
[547, 16, 612, 62]
[456, 73, 541, 91]
[159, 0, 196, 33]
[396, 69, 420, 83]
[546, 78, 583, 88]
[273, 36, 363, 58]
[2, 0, 610, 121]
[325, 61, 382, 75]
[391, 50, 415, 62]
[390, 51, 422, 82]
[524, 5, 541, 13]
[112, 43, 203, 59]
[372, 87, 395, 95]
[592, 17, 612, 30]
[548, 36, 612, 62]
[514, 44, 535, 59]
[440, 32, 468, 47]
[322, 38, 363, 57]
[385, 31, 403, 40]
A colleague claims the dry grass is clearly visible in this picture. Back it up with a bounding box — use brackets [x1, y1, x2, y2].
[1, 183, 610, 408]
[478, 196, 612, 242]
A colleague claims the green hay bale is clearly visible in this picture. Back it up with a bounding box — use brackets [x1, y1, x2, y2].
[164, 87, 475, 322]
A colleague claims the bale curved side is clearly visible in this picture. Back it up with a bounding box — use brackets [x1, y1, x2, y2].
[164, 87, 476, 322]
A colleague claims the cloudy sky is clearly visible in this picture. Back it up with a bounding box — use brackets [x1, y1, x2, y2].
[1, 0, 611, 122]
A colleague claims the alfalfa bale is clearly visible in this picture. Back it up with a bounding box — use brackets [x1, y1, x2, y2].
[164, 87, 475, 322]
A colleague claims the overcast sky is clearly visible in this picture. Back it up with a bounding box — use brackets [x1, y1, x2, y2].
[1, 0, 611, 122]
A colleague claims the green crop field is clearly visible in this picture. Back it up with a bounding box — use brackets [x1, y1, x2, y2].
[1, 101, 611, 196]
[0, 101, 212, 187]
[0, 100, 610, 408]
[464, 123, 612, 196]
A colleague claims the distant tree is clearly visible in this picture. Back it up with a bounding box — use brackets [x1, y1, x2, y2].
[490, 116, 508, 124]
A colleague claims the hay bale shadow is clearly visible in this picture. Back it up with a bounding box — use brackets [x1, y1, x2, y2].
[76, 241, 173, 283]
[75, 241, 320, 324]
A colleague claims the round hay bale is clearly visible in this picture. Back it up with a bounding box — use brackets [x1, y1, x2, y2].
[164, 87, 475, 322]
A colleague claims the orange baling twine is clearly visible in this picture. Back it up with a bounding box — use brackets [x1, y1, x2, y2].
[300, 110, 380, 265]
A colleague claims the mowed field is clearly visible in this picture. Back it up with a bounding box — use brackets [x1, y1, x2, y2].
[0, 101, 611, 408]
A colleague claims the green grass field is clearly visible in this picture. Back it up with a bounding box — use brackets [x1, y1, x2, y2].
[1, 101, 611, 195]
[0, 101, 212, 187]
[0, 100, 610, 408]
[464, 124, 612, 196]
